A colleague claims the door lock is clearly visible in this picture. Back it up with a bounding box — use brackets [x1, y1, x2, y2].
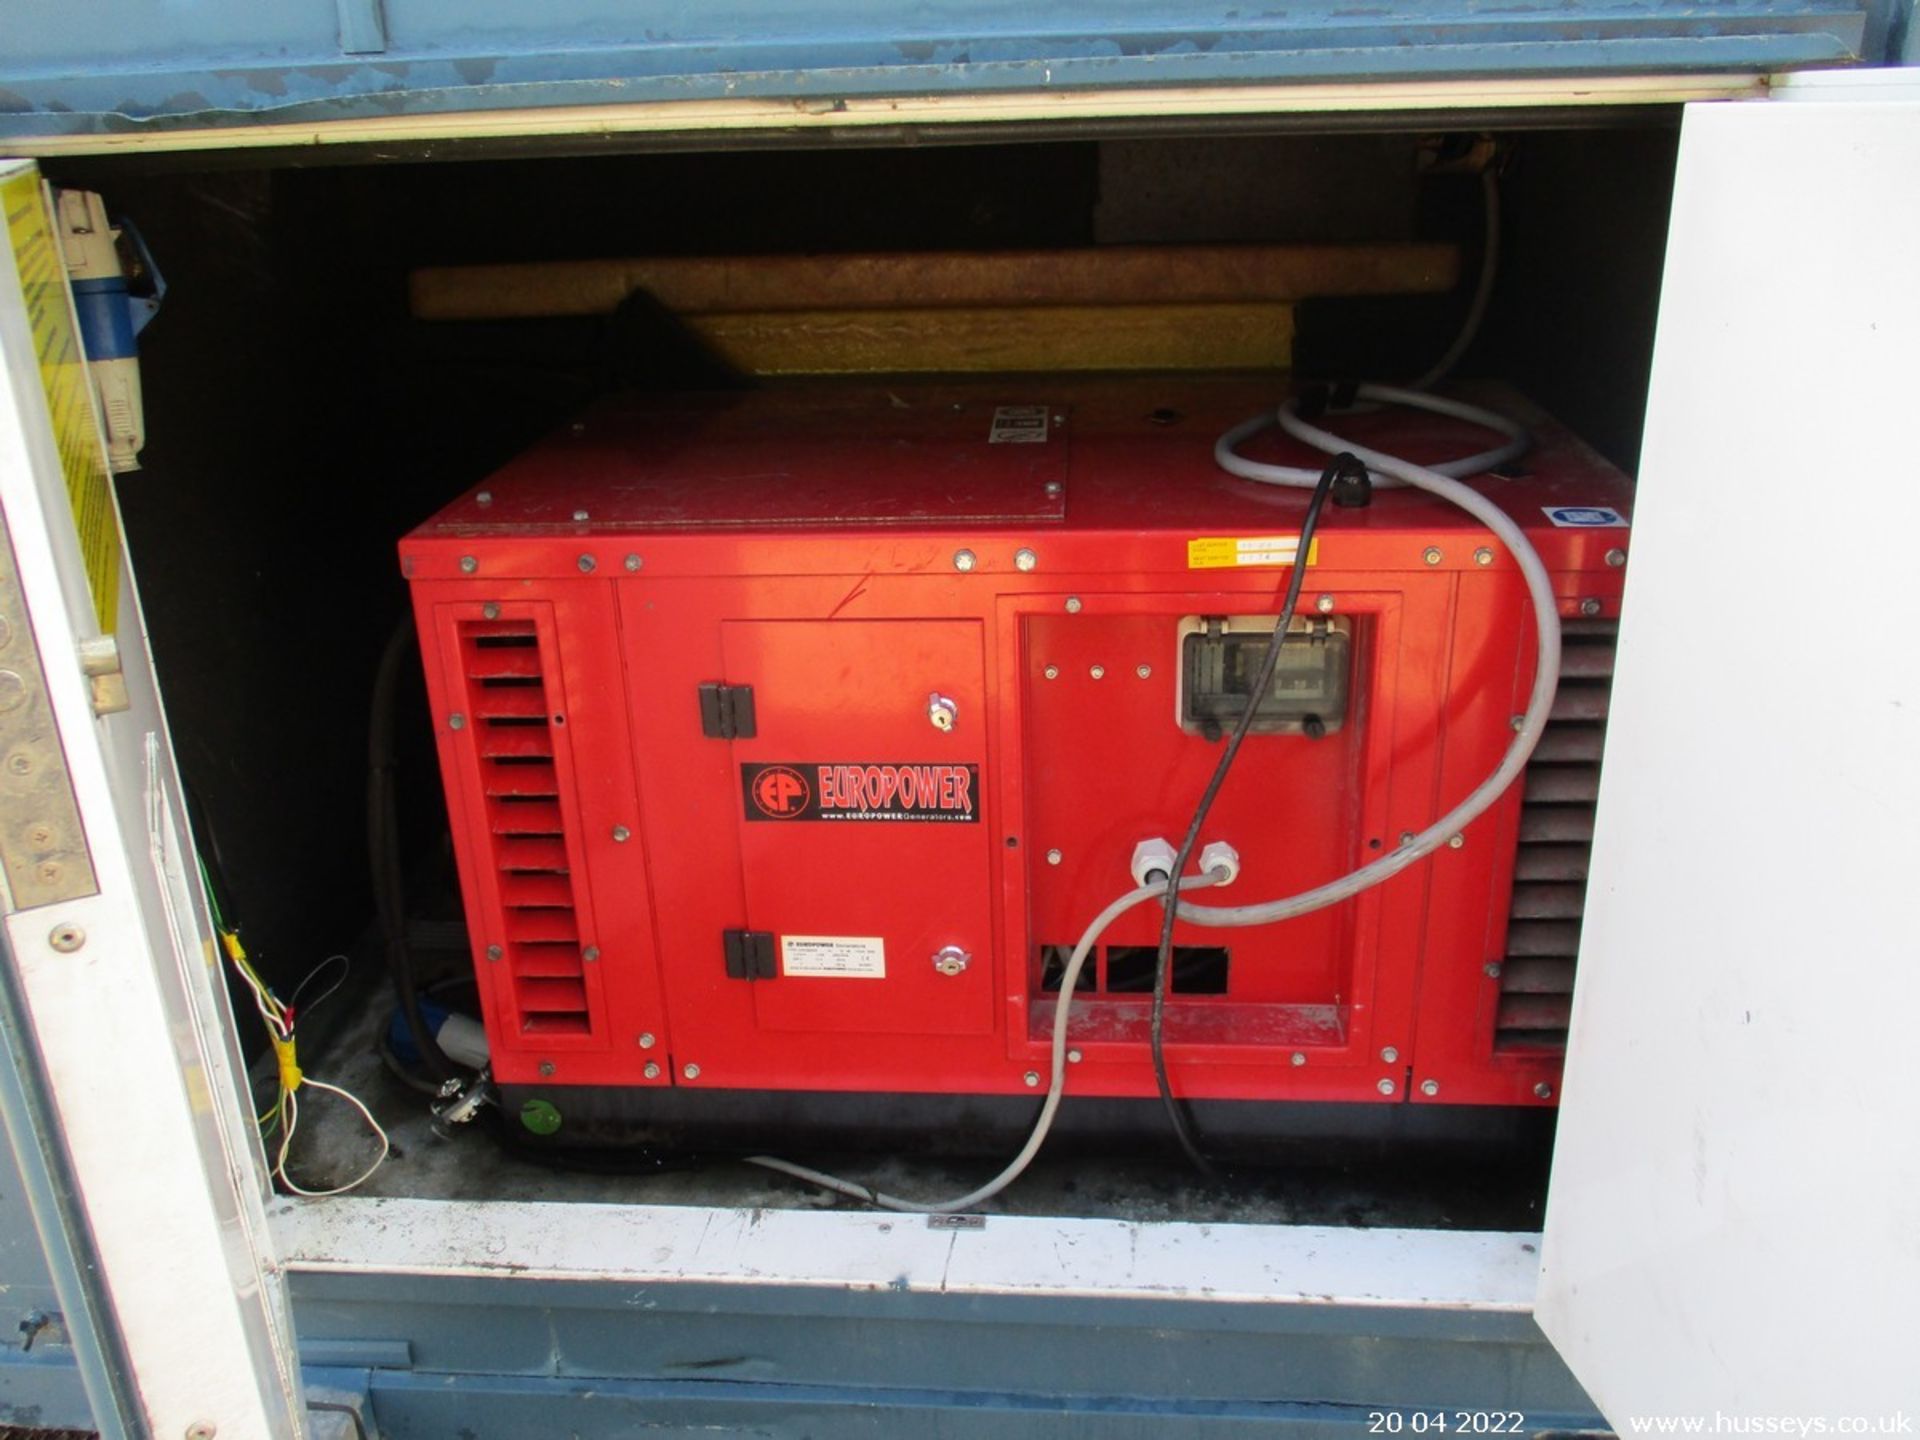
[927, 693, 958, 732]
[932, 945, 970, 976]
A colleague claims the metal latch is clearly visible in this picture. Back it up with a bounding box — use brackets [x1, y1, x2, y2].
[698, 683, 756, 739]
[723, 929, 776, 980]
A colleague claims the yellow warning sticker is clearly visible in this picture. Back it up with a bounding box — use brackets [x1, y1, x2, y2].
[1187, 535, 1320, 569]
[3, 166, 120, 634]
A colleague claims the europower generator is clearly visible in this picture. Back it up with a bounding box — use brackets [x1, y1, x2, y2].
[400, 378, 1627, 1194]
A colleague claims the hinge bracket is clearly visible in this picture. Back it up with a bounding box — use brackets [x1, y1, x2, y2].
[698, 683, 757, 739]
[723, 929, 776, 980]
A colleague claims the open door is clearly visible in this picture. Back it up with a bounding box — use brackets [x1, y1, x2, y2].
[1537, 78, 1920, 1419]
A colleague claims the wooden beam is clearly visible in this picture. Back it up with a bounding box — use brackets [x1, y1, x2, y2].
[409, 244, 1457, 321]
[685, 303, 1294, 375]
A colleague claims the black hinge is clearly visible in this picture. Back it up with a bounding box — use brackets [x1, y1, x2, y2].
[698, 683, 757, 739]
[723, 929, 776, 980]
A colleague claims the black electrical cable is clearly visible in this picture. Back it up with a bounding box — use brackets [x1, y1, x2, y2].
[1149, 450, 1359, 1177]
[369, 614, 464, 1083]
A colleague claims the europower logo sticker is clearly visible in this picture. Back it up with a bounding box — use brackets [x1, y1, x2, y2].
[1542, 505, 1628, 528]
[742, 762, 979, 823]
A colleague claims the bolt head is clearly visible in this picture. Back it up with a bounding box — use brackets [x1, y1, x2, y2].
[7, 752, 31, 775]
[1315, 594, 1335, 614]
[459, 555, 478, 574]
[1474, 547, 1494, 566]
[1014, 548, 1038, 572]
[186, 1423, 218, 1440]
[486, 944, 503, 962]
[644, 1062, 661, 1080]
[1534, 1081, 1554, 1100]
[624, 553, 643, 572]
[952, 549, 977, 572]
[1064, 596, 1082, 614]
[1423, 547, 1443, 566]
[1067, 1049, 1082, 1064]
[1448, 834, 1465, 849]
[1089, 665, 1105, 680]
[448, 713, 466, 730]
[1380, 1046, 1399, 1063]
[1136, 664, 1152, 679]
[1484, 962, 1503, 979]
[1377, 1078, 1396, 1096]
[475, 491, 493, 507]
[578, 553, 597, 573]
[538, 1061, 555, 1077]
[638, 1032, 656, 1049]
[1420, 1078, 1440, 1097]
[1290, 1051, 1306, 1067]
[582, 945, 600, 963]
[683, 1063, 701, 1080]
[572, 508, 590, 522]
[1023, 1071, 1041, 1088]
[1043, 665, 1059, 680]
[481, 602, 500, 620]
[1605, 548, 1627, 568]
[1579, 597, 1603, 617]
[1046, 848, 1063, 866]
[1044, 480, 1064, 497]
[47, 925, 84, 954]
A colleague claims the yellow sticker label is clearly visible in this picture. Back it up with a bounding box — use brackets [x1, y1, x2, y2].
[3, 167, 120, 633]
[1187, 535, 1320, 569]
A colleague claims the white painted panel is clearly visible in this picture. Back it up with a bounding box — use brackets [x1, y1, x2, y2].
[1537, 97, 1920, 1419]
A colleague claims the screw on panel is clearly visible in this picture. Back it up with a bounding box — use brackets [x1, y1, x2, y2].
[952, 549, 977, 572]
[1089, 665, 1105, 680]
[1448, 834, 1465, 849]
[1014, 548, 1038, 572]
[1315, 594, 1335, 614]
[1579, 597, 1603, 617]
[1023, 1071, 1041, 1088]
[1136, 664, 1151, 679]
[1534, 1082, 1554, 1100]
[486, 945, 503, 962]
[624, 554, 643, 572]
[1422, 547, 1443, 566]
[612, 825, 632, 842]
[449, 713, 466, 730]
[1046, 849, 1063, 865]
[1474, 547, 1494, 566]
[1380, 1046, 1399, 1063]
[459, 555, 478, 574]
[1511, 714, 1525, 731]
[475, 491, 493, 506]
[1484, 962, 1503, 978]
[1377, 1078, 1396, 1096]
[1067, 1049, 1082, 1064]
[684, 1063, 701, 1080]
[1421, 1079, 1440, 1097]
[1043, 665, 1059, 680]
[1398, 831, 1415, 847]
[1605, 548, 1627, 568]
[1044, 480, 1063, 498]
[582, 946, 600, 963]
[644, 1062, 661, 1080]
[638, 1032, 656, 1049]
[482, 603, 500, 620]
[47, 925, 84, 954]
[578, 554, 597, 573]
[6, 752, 30, 775]
[1064, 596, 1082, 613]
[1290, 1052, 1306, 1067]
[185, 1423, 217, 1440]
[573, 509, 590, 522]
[539, 1061, 555, 1077]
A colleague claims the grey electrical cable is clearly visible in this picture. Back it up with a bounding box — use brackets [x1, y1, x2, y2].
[746, 869, 1230, 1214]
[1409, 167, 1501, 393]
[1190, 384, 1561, 929]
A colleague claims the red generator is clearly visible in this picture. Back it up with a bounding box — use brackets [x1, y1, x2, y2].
[400, 379, 1628, 1144]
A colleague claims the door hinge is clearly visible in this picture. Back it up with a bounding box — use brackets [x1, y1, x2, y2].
[698, 683, 756, 739]
[724, 929, 776, 980]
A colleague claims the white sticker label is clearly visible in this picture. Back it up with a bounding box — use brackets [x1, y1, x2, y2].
[989, 405, 1050, 444]
[781, 934, 886, 979]
[1542, 505, 1629, 528]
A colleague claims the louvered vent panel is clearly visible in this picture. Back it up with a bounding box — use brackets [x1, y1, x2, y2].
[458, 619, 593, 1038]
[1496, 619, 1617, 1053]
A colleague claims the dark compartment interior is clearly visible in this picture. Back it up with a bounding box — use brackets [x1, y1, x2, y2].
[41, 120, 1675, 1222]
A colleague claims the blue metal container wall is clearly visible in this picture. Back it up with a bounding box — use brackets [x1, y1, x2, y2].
[0, 1, 1897, 141]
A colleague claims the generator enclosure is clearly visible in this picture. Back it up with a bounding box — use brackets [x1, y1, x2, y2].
[400, 380, 1629, 1114]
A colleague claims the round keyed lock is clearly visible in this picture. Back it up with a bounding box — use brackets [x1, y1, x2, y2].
[928, 693, 958, 732]
[932, 945, 971, 977]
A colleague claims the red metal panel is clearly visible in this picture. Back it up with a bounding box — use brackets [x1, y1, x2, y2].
[401, 378, 1630, 1105]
